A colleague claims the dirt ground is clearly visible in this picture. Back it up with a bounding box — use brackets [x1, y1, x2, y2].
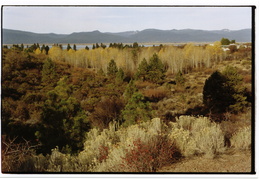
[158, 149, 253, 173]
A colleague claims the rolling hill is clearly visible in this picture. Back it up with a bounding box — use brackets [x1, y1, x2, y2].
[2, 28, 251, 44]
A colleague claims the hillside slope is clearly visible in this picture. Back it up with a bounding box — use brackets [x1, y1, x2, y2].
[3, 28, 251, 44]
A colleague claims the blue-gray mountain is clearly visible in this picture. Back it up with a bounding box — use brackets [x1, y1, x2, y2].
[3, 28, 251, 44]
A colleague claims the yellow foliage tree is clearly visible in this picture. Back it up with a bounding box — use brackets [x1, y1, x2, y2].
[34, 48, 42, 55]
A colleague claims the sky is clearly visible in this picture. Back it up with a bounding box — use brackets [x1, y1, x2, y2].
[2, 6, 252, 34]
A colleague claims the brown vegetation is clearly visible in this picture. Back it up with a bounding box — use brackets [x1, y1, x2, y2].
[1, 42, 252, 173]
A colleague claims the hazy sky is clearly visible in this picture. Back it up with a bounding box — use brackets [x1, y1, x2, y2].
[3, 6, 252, 34]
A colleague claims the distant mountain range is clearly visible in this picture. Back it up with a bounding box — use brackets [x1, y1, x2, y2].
[2, 28, 251, 44]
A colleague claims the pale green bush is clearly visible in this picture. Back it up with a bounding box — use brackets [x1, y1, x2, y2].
[90, 118, 168, 172]
[230, 126, 251, 150]
[169, 116, 225, 158]
[168, 123, 196, 157]
[78, 121, 119, 168]
[192, 122, 225, 158]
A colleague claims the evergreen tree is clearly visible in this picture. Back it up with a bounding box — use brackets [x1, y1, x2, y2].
[109, 43, 113, 48]
[41, 58, 57, 85]
[136, 58, 149, 81]
[133, 42, 139, 48]
[45, 45, 49, 55]
[101, 43, 106, 49]
[222, 66, 248, 113]
[147, 53, 166, 83]
[122, 92, 152, 127]
[203, 71, 229, 113]
[107, 59, 118, 77]
[203, 67, 248, 114]
[73, 44, 77, 51]
[67, 44, 72, 51]
[123, 79, 138, 100]
[116, 68, 125, 83]
[221, 38, 230, 45]
[175, 71, 185, 86]
[37, 77, 90, 154]
[21, 43, 24, 51]
[41, 44, 46, 52]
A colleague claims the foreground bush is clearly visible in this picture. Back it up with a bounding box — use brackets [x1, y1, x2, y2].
[168, 116, 225, 158]
[230, 126, 251, 150]
[120, 136, 179, 172]
[2, 116, 251, 173]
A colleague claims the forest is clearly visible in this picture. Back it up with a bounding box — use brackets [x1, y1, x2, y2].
[1, 41, 252, 172]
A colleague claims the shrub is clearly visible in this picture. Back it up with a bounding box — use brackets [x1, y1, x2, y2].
[90, 96, 124, 129]
[168, 116, 225, 158]
[230, 127, 251, 150]
[46, 147, 87, 172]
[121, 136, 178, 172]
[243, 74, 252, 84]
[175, 71, 185, 86]
[90, 118, 172, 172]
[142, 87, 170, 102]
[78, 122, 119, 169]
[135, 80, 157, 89]
[1, 137, 38, 173]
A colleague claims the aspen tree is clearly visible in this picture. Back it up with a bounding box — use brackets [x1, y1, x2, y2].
[48, 46, 64, 62]
[34, 48, 41, 55]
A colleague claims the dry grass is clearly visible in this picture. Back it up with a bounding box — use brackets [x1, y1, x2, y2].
[158, 150, 251, 172]
[135, 80, 157, 90]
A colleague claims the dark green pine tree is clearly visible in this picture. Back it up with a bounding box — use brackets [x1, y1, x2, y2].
[175, 71, 185, 86]
[203, 66, 248, 114]
[45, 45, 50, 55]
[122, 92, 152, 127]
[147, 53, 166, 83]
[136, 58, 149, 81]
[41, 58, 57, 85]
[116, 68, 125, 83]
[73, 44, 77, 51]
[37, 77, 90, 154]
[203, 71, 233, 113]
[220, 37, 230, 45]
[41, 44, 46, 52]
[222, 66, 248, 113]
[123, 79, 138, 100]
[107, 59, 118, 77]
[21, 43, 24, 51]
[67, 44, 72, 51]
